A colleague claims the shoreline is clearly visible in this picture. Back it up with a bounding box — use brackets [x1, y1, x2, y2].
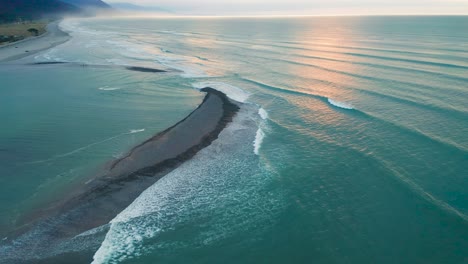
[0, 18, 242, 263]
[1, 87, 240, 263]
[0, 20, 70, 62]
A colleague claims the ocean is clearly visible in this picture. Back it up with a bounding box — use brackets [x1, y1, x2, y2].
[0, 16, 467, 263]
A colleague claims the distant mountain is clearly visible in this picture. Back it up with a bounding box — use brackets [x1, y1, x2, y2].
[0, 0, 80, 22]
[110, 2, 171, 13]
[61, 0, 110, 9]
[0, 0, 111, 23]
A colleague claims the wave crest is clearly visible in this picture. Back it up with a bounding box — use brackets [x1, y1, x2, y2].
[98, 86, 122, 91]
[327, 98, 354, 110]
[258, 108, 269, 120]
[254, 128, 265, 155]
[129, 129, 145, 134]
[192, 82, 250, 103]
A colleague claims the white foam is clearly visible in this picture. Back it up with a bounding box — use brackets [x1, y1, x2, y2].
[34, 45, 67, 62]
[105, 39, 158, 62]
[60, 18, 114, 36]
[74, 225, 109, 238]
[254, 128, 265, 155]
[98, 86, 122, 91]
[55, 19, 213, 78]
[327, 98, 354, 110]
[45, 18, 159, 67]
[129, 129, 145, 134]
[158, 30, 191, 36]
[156, 56, 209, 78]
[92, 106, 282, 263]
[192, 82, 250, 103]
[258, 108, 269, 120]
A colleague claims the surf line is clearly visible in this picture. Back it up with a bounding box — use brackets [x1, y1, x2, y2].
[2, 88, 241, 264]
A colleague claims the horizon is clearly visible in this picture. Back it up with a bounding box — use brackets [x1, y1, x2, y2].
[1, 0, 468, 263]
[97, 13, 468, 18]
[104, 0, 468, 16]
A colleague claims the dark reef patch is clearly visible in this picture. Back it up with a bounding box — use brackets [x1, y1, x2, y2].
[31, 61, 69, 65]
[28, 62, 167, 73]
[125, 66, 166, 73]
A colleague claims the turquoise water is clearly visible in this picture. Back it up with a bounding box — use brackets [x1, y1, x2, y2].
[0, 64, 203, 230]
[1, 16, 468, 263]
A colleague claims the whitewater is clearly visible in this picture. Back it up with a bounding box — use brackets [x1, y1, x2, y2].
[0, 16, 467, 264]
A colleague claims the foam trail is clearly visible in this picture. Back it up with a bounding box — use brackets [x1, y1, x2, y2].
[254, 128, 265, 155]
[192, 82, 250, 103]
[98, 86, 122, 91]
[254, 108, 268, 155]
[258, 108, 269, 120]
[130, 129, 145, 134]
[377, 158, 468, 222]
[327, 98, 354, 110]
[92, 105, 281, 264]
[24, 129, 145, 165]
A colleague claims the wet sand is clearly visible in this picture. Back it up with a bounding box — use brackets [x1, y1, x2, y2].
[1, 87, 240, 263]
[0, 19, 239, 263]
[0, 21, 70, 62]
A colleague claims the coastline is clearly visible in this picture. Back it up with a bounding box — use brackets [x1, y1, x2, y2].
[1, 87, 241, 263]
[0, 20, 70, 62]
[0, 17, 243, 263]
[1, 15, 467, 264]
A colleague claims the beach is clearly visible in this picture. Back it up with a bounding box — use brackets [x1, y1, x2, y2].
[0, 18, 245, 263]
[0, 16, 467, 264]
[1, 86, 241, 263]
[0, 21, 70, 62]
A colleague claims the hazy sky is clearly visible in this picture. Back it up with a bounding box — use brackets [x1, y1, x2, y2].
[105, 0, 468, 15]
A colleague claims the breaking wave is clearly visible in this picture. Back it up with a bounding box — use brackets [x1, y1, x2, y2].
[327, 98, 354, 110]
[192, 81, 250, 103]
[254, 128, 265, 155]
[259, 108, 269, 120]
[98, 86, 122, 91]
[92, 104, 282, 263]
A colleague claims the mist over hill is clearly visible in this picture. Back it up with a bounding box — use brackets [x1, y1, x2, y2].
[109, 2, 171, 13]
[0, 0, 111, 22]
[61, 0, 110, 9]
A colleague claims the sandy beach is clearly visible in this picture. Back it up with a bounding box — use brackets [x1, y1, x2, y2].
[0, 21, 70, 62]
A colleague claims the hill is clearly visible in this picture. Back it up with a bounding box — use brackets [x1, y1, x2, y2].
[0, 0, 111, 23]
[61, 0, 110, 9]
[110, 2, 171, 13]
[0, 0, 80, 22]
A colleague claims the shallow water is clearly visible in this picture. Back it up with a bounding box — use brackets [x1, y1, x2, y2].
[1, 16, 468, 263]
